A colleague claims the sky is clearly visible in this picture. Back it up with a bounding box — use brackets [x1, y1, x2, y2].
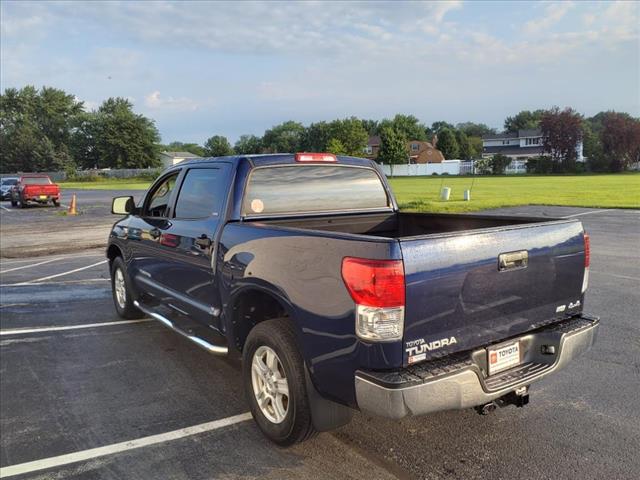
[1, 0, 639, 144]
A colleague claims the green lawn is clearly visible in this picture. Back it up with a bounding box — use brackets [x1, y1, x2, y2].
[389, 173, 640, 213]
[60, 173, 640, 213]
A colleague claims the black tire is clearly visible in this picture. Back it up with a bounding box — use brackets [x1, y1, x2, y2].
[110, 256, 144, 320]
[52, 199, 60, 207]
[243, 318, 317, 446]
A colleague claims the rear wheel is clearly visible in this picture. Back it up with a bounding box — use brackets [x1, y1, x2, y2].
[243, 318, 317, 446]
[110, 256, 144, 319]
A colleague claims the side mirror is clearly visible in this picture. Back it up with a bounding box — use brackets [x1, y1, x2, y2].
[111, 196, 136, 215]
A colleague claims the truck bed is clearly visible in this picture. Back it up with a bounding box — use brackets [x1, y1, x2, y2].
[255, 211, 553, 238]
[252, 211, 587, 367]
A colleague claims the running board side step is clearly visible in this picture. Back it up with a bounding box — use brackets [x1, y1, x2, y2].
[134, 300, 228, 355]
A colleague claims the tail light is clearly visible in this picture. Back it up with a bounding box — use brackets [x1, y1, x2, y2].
[341, 257, 405, 342]
[295, 152, 337, 162]
[582, 233, 590, 293]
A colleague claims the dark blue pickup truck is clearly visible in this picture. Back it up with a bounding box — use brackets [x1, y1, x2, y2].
[108, 153, 599, 445]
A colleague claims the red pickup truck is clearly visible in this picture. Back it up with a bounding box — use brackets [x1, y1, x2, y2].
[10, 175, 61, 208]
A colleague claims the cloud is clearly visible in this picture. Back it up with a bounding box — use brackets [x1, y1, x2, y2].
[144, 91, 200, 111]
[524, 1, 575, 35]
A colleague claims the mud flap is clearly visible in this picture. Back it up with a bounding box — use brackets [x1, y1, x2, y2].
[304, 365, 354, 432]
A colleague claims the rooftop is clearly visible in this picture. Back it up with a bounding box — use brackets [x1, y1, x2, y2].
[482, 128, 542, 140]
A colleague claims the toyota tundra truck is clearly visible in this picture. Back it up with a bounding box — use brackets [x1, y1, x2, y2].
[107, 153, 599, 445]
[11, 174, 61, 208]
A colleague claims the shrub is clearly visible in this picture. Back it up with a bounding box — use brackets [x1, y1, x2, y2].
[491, 154, 511, 174]
[526, 156, 554, 173]
[474, 157, 492, 175]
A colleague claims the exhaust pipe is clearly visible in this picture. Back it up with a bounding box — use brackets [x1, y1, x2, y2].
[475, 402, 498, 415]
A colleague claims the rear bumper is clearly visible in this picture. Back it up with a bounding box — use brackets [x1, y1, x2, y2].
[355, 314, 599, 419]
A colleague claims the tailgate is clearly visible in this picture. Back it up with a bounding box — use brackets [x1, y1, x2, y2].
[25, 185, 58, 196]
[400, 220, 586, 366]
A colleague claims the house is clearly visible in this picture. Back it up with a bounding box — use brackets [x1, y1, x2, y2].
[159, 151, 202, 168]
[363, 136, 381, 159]
[363, 136, 445, 163]
[482, 128, 584, 162]
[407, 140, 445, 164]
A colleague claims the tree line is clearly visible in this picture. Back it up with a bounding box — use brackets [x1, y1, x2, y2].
[1, 85, 638, 174]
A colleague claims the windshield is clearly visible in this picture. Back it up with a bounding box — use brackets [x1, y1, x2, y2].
[22, 177, 52, 185]
[1, 179, 18, 186]
[243, 165, 390, 217]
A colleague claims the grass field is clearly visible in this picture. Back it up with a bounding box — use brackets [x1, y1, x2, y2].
[60, 173, 640, 213]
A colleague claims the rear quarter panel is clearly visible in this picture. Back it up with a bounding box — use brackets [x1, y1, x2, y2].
[218, 222, 402, 407]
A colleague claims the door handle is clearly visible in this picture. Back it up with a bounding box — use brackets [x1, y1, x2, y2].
[499, 250, 528, 271]
[195, 234, 212, 249]
[149, 228, 161, 239]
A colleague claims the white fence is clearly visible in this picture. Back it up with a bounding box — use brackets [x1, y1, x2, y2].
[380, 160, 461, 176]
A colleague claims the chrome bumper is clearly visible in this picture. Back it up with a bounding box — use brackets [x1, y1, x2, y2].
[355, 315, 599, 419]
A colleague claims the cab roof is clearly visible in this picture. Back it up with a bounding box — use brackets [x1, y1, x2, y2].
[176, 153, 377, 169]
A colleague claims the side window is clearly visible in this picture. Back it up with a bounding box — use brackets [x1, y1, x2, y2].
[144, 172, 179, 217]
[174, 167, 228, 219]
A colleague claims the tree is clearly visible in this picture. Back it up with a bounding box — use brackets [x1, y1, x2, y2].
[428, 121, 455, 136]
[300, 121, 331, 152]
[328, 117, 369, 156]
[504, 110, 545, 133]
[468, 136, 484, 158]
[540, 107, 583, 172]
[233, 134, 263, 154]
[164, 141, 206, 157]
[72, 98, 160, 169]
[360, 119, 378, 135]
[203, 135, 233, 157]
[454, 130, 472, 160]
[378, 127, 407, 174]
[1, 86, 84, 172]
[436, 128, 459, 159]
[490, 153, 511, 174]
[326, 138, 347, 155]
[456, 122, 496, 138]
[378, 114, 427, 141]
[262, 121, 305, 153]
[600, 112, 640, 172]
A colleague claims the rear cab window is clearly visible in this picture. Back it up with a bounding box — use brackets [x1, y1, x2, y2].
[242, 165, 390, 217]
[22, 177, 52, 185]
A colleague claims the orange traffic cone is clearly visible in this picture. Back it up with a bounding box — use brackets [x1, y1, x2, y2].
[68, 194, 77, 215]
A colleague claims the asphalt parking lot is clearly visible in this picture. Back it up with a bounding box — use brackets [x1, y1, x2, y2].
[1, 203, 639, 479]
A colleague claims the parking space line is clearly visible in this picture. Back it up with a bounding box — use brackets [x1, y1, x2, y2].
[0, 412, 253, 478]
[0, 205, 11, 212]
[0, 251, 105, 265]
[0, 278, 108, 287]
[0, 258, 61, 274]
[591, 271, 640, 282]
[0, 319, 152, 336]
[564, 209, 614, 217]
[20, 260, 108, 284]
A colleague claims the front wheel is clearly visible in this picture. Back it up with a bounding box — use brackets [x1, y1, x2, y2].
[110, 257, 144, 319]
[243, 318, 317, 446]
